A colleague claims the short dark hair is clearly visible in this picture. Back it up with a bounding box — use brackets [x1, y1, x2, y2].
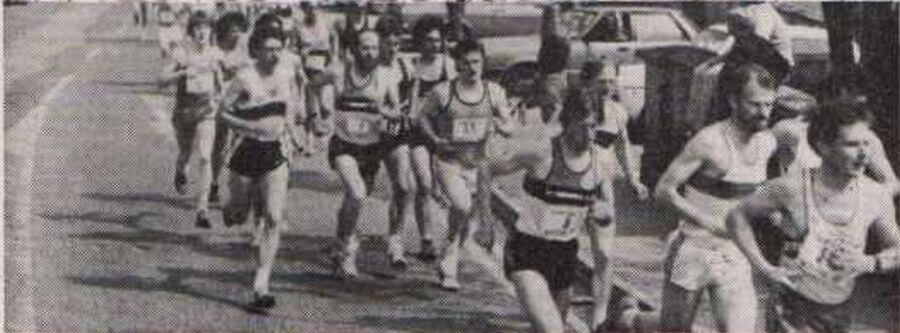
[248, 26, 286, 59]
[561, 85, 603, 130]
[187, 10, 212, 37]
[254, 13, 283, 34]
[719, 61, 778, 100]
[215, 12, 248, 42]
[374, 15, 403, 38]
[449, 37, 485, 61]
[807, 96, 874, 151]
[411, 15, 445, 46]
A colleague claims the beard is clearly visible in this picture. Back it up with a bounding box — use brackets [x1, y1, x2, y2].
[739, 115, 769, 133]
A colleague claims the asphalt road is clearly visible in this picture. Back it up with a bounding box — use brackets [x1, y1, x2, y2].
[4, 3, 896, 333]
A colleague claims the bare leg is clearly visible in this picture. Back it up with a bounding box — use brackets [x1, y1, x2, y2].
[173, 116, 196, 194]
[209, 120, 229, 202]
[384, 144, 414, 267]
[192, 117, 217, 227]
[659, 281, 704, 333]
[510, 271, 565, 333]
[411, 145, 438, 260]
[435, 159, 473, 290]
[708, 262, 757, 333]
[333, 155, 369, 278]
[252, 164, 288, 296]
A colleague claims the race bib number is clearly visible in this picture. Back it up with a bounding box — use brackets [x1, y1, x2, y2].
[543, 205, 585, 238]
[797, 235, 856, 281]
[345, 117, 373, 135]
[451, 118, 489, 142]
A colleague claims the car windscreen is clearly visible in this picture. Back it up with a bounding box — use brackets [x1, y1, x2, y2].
[560, 9, 603, 39]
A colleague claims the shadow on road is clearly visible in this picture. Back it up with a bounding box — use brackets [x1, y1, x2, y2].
[82, 192, 192, 210]
[66, 268, 261, 314]
[40, 211, 162, 229]
[355, 307, 528, 333]
[283, 271, 439, 304]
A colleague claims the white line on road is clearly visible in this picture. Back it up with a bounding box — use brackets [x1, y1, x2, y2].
[4, 73, 74, 333]
[7, 75, 75, 149]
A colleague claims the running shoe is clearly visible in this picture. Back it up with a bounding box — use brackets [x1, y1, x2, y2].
[248, 292, 276, 311]
[387, 235, 408, 270]
[438, 242, 460, 291]
[195, 211, 211, 229]
[438, 270, 460, 291]
[332, 237, 359, 279]
[174, 172, 188, 195]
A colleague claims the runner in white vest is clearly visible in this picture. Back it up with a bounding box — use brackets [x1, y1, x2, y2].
[728, 100, 900, 333]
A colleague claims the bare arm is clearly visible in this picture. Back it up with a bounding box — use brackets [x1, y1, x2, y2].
[160, 61, 187, 85]
[869, 196, 900, 272]
[727, 181, 789, 274]
[653, 136, 726, 236]
[868, 135, 900, 197]
[417, 88, 448, 146]
[612, 103, 648, 200]
[489, 83, 516, 138]
[586, 174, 615, 330]
[382, 77, 403, 120]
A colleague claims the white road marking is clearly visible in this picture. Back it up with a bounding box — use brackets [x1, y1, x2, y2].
[4, 73, 73, 333]
[7, 75, 75, 152]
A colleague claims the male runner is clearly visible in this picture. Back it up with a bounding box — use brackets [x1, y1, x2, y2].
[326, 30, 404, 278]
[728, 100, 900, 333]
[375, 16, 417, 268]
[652, 62, 780, 332]
[418, 38, 515, 290]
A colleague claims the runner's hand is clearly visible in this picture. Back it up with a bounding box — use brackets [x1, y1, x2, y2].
[763, 265, 800, 290]
[826, 248, 875, 275]
[630, 180, 649, 201]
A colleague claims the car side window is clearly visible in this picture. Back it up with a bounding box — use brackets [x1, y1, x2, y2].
[627, 12, 689, 42]
[583, 12, 629, 42]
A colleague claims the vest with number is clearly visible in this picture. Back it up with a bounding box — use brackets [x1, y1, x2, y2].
[435, 79, 493, 144]
[778, 168, 869, 304]
[517, 139, 604, 242]
[334, 65, 386, 145]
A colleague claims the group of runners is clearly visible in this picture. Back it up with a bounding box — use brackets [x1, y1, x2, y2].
[148, 2, 900, 332]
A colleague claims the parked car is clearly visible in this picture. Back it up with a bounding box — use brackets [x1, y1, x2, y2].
[477, 6, 705, 115]
[698, 22, 831, 93]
